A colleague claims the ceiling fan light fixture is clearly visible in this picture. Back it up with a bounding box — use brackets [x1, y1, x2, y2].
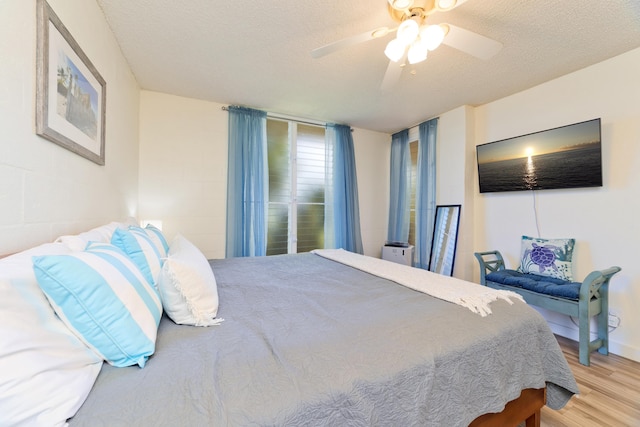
[396, 19, 420, 45]
[388, 0, 414, 11]
[435, 0, 457, 11]
[419, 24, 446, 51]
[407, 40, 428, 64]
[384, 38, 406, 62]
[371, 27, 391, 38]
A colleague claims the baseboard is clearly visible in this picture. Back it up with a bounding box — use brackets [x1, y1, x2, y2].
[544, 316, 640, 363]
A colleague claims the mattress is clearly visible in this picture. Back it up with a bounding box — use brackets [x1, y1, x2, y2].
[69, 253, 578, 426]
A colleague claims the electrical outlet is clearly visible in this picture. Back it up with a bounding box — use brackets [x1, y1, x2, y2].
[608, 313, 620, 328]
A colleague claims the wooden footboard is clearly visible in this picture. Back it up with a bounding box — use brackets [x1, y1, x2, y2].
[469, 388, 546, 427]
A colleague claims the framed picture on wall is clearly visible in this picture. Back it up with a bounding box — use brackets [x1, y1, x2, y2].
[36, 0, 106, 165]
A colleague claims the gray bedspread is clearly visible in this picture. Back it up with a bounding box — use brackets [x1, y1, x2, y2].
[69, 253, 578, 426]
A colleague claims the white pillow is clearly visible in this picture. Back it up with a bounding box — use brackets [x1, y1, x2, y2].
[158, 234, 221, 326]
[55, 221, 123, 251]
[0, 243, 102, 427]
[33, 242, 163, 368]
[111, 226, 163, 286]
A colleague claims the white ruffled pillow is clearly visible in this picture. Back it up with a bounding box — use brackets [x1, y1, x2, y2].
[157, 234, 221, 326]
[0, 243, 102, 427]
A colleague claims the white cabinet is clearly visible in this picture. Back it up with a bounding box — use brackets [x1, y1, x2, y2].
[382, 245, 414, 266]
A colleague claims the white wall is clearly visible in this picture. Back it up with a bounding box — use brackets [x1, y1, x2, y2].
[0, 0, 140, 255]
[435, 106, 476, 281]
[6, 0, 635, 363]
[138, 91, 228, 258]
[352, 128, 390, 257]
[471, 48, 640, 362]
[138, 91, 390, 259]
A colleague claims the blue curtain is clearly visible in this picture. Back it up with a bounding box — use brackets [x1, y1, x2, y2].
[225, 106, 268, 257]
[324, 124, 363, 254]
[387, 129, 411, 243]
[415, 118, 438, 269]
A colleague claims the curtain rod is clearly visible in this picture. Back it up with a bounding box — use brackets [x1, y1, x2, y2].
[221, 106, 352, 131]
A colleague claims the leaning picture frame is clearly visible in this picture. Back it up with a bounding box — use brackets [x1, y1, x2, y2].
[36, 0, 106, 165]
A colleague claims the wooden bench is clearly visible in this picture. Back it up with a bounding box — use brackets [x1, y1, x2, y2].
[474, 250, 621, 366]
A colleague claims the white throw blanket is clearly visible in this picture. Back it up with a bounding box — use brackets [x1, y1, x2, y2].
[312, 249, 524, 317]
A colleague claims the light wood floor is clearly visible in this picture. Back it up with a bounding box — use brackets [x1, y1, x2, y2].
[541, 335, 640, 427]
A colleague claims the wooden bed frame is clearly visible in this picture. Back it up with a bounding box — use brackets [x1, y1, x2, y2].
[470, 388, 546, 427]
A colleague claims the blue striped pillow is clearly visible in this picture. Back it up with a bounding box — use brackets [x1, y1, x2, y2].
[111, 227, 163, 285]
[32, 242, 163, 368]
[144, 224, 169, 255]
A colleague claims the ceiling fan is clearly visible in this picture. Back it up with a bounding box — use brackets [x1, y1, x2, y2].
[311, 0, 503, 90]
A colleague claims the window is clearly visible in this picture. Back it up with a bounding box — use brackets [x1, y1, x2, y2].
[266, 119, 326, 255]
[408, 139, 419, 247]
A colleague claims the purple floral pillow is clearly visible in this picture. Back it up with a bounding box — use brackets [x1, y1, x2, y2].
[518, 236, 575, 281]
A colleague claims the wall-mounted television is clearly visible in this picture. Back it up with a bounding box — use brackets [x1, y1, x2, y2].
[476, 118, 602, 193]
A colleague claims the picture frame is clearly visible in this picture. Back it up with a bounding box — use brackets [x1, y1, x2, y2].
[36, 0, 106, 165]
[476, 118, 602, 193]
[429, 204, 461, 276]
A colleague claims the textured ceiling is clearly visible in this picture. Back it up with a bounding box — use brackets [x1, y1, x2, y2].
[95, 0, 640, 134]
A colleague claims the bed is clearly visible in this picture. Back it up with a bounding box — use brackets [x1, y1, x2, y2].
[0, 223, 578, 427]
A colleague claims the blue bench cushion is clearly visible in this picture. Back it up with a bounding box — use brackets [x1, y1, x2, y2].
[486, 269, 581, 300]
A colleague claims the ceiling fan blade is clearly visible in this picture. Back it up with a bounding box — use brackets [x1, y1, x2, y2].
[311, 27, 393, 59]
[380, 56, 405, 93]
[442, 24, 502, 60]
